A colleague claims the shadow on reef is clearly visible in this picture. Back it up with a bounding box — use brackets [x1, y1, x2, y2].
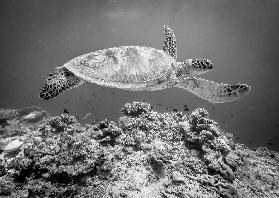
[0, 102, 279, 197]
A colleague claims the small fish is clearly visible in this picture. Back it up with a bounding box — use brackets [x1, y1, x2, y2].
[183, 104, 189, 111]
[64, 109, 70, 114]
[4, 139, 24, 152]
[82, 112, 92, 120]
[22, 111, 42, 121]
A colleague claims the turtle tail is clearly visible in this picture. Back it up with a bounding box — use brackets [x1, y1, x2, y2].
[39, 68, 84, 100]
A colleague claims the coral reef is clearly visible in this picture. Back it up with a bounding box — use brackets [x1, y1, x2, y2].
[0, 102, 278, 197]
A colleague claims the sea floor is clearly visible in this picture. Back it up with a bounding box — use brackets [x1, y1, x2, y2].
[0, 102, 278, 197]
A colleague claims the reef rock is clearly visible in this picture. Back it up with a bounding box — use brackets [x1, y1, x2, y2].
[0, 102, 278, 198]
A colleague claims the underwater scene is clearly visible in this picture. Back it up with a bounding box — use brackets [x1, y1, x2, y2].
[0, 0, 279, 197]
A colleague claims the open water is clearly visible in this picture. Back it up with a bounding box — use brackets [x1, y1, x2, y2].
[1, 0, 279, 151]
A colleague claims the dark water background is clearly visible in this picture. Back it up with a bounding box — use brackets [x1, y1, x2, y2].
[1, 0, 279, 151]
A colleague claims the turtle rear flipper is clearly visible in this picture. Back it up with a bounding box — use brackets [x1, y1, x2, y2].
[176, 77, 251, 103]
[39, 68, 84, 100]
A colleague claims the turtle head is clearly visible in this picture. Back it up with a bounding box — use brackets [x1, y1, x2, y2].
[176, 59, 213, 77]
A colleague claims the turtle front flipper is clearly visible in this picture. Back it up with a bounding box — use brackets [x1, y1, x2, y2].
[176, 77, 251, 103]
[39, 68, 84, 100]
[163, 25, 177, 60]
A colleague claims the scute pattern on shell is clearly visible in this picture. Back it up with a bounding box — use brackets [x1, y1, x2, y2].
[64, 46, 176, 89]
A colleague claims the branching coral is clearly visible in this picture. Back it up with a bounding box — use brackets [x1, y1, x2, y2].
[0, 176, 15, 196]
[118, 101, 185, 150]
[9, 132, 101, 184]
[44, 113, 78, 132]
[121, 102, 153, 117]
[0, 112, 118, 197]
[181, 108, 236, 182]
[86, 119, 122, 146]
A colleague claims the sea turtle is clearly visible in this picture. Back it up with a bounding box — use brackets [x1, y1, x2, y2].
[39, 25, 251, 103]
